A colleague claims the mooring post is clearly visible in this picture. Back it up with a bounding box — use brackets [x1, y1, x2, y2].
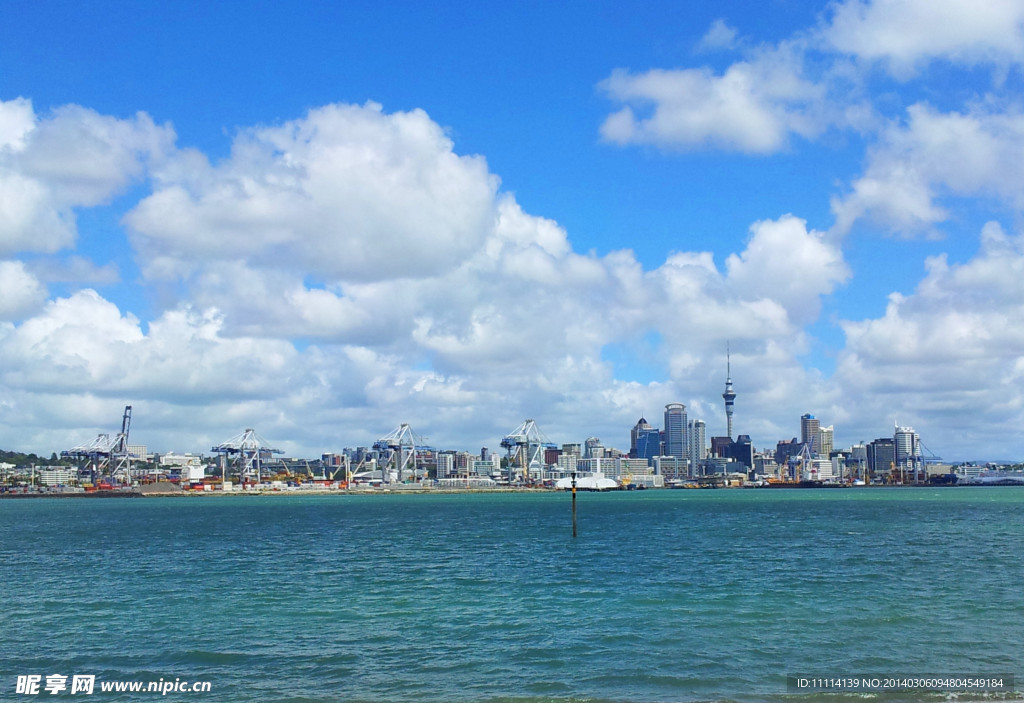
[571, 471, 577, 538]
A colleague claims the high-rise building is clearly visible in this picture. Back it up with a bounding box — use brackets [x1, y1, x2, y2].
[894, 423, 921, 479]
[710, 436, 731, 458]
[584, 437, 604, 459]
[818, 425, 834, 458]
[635, 427, 662, 465]
[436, 452, 455, 479]
[663, 403, 688, 459]
[687, 419, 706, 472]
[801, 414, 820, 454]
[630, 416, 653, 457]
[867, 437, 896, 479]
[726, 435, 754, 469]
[722, 347, 737, 439]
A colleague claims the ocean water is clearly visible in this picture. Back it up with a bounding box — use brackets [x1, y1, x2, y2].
[1, 488, 1022, 702]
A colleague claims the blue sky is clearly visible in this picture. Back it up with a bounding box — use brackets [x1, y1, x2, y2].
[2, 0, 1024, 461]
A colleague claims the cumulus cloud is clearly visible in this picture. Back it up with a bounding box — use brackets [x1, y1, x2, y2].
[0, 100, 853, 456]
[599, 46, 828, 153]
[823, 0, 1024, 78]
[0, 98, 35, 151]
[835, 222, 1024, 448]
[726, 215, 850, 324]
[698, 19, 740, 52]
[832, 103, 1024, 235]
[0, 260, 47, 320]
[124, 102, 498, 282]
[0, 98, 173, 256]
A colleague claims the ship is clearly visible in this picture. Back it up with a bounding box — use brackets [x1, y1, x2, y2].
[965, 470, 1024, 486]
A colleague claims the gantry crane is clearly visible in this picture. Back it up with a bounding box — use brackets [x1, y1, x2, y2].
[62, 405, 135, 485]
[373, 423, 425, 484]
[110, 405, 133, 483]
[211, 428, 283, 485]
[500, 419, 551, 485]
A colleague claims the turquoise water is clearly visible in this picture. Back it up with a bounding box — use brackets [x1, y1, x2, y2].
[2, 488, 1022, 702]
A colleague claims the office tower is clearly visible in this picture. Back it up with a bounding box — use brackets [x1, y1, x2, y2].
[722, 347, 737, 439]
[688, 419, 706, 473]
[635, 427, 661, 464]
[630, 416, 653, 457]
[584, 437, 604, 459]
[801, 413, 820, 454]
[818, 426, 834, 458]
[728, 435, 754, 469]
[437, 453, 455, 479]
[664, 403, 688, 459]
[710, 436, 731, 458]
[894, 423, 920, 477]
[867, 437, 896, 479]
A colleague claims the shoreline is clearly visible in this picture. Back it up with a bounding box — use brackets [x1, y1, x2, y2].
[2, 483, 1018, 499]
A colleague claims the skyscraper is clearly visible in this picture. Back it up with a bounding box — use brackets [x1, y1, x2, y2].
[584, 437, 604, 459]
[630, 416, 652, 457]
[664, 403, 687, 459]
[722, 347, 736, 439]
[818, 425, 834, 458]
[894, 423, 920, 479]
[868, 437, 896, 480]
[635, 427, 662, 465]
[801, 413, 820, 454]
[688, 418, 706, 475]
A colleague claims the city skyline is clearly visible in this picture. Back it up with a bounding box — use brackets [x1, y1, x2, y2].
[30, 400, 927, 470]
[2, 1, 1024, 461]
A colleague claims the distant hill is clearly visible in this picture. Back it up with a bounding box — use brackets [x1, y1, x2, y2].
[0, 449, 64, 468]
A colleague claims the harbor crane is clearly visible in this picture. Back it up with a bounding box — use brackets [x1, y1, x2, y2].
[373, 423, 425, 484]
[62, 405, 135, 485]
[211, 428, 283, 484]
[500, 419, 551, 485]
[110, 405, 133, 482]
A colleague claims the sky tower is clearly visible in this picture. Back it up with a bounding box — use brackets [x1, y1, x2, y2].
[722, 345, 736, 440]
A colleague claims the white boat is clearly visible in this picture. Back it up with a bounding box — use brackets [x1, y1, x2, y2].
[554, 473, 618, 491]
[967, 470, 1024, 485]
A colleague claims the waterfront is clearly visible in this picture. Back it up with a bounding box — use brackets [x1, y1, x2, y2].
[2, 489, 1022, 702]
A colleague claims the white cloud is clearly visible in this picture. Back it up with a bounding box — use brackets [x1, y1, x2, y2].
[823, 0, 1024, 78]
[835, 222, 1024, 451]
[832, 103, 1024, 235]
[0, 260, 47, 320]
[726, 215, 850, 324]
[599, 43, 828, 153]
[0, 100, 858, 457]
[125, 102, 498, 282]
[0, 98, 173, 256]
[598, 52, 827, 155]
[0, 97, 35, 151]
[698, 19, 740, 52]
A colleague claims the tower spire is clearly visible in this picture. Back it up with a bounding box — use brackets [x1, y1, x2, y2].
[722, 343, 736, 440]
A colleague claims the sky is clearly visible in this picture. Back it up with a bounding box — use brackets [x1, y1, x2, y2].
[2, 0, 1024, 462]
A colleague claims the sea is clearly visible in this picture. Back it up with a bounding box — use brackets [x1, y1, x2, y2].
[1, 488, 1022, 703]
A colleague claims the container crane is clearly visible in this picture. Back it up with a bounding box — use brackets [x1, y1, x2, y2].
[109, 405, 133, 483]
[61, 405, 135, 486]
[500, 419, 550, 485]
[373, 423, 425, 484]
[211, 428, 283, 485]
